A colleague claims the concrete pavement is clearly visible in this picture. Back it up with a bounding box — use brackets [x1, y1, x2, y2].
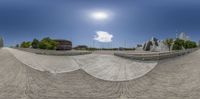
[1, 48, 200, 98]
[6, 48, 157, 81]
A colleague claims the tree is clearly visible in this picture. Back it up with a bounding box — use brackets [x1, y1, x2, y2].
[173, 39, 185, 50]
[164, 38, 174, 51]
[184, 41, 197, 49]
[32, 38, 40, 49]
[38, 37, 58, 50]
[16, 44, 19, 48]
[20, 41, 31, 48]
[172, 39, 197, 50]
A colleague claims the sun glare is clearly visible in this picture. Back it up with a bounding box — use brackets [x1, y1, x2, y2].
[91, 12, 108, 20]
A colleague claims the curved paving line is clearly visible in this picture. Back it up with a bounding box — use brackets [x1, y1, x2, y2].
[5, 47, 158, 81]
[6, 48, 80, 73]
[1, 48, 200, 98]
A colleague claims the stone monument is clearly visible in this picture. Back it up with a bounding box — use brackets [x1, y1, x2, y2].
[143, 37, 168, 52]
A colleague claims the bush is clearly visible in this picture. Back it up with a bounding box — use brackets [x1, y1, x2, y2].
[38, 37, 57, 50]
[20, 41, 31, 48]
[31, 38, 40, 49]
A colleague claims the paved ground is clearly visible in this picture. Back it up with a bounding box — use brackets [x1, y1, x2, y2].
[7, 48, 80, 73]
[1, 48, 200, 99]
[75, 54, 157, 81]
[6, 48, 157, 81]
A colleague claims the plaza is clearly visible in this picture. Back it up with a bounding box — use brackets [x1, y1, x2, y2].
[0, 47, 200, 99]
[0, 0, 200, 99]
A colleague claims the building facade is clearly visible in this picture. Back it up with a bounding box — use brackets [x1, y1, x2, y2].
[74, 45, 88, 50]
[54, 39, 72, 50]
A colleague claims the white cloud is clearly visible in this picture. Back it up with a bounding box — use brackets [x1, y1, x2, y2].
[94, 31, 113, 43]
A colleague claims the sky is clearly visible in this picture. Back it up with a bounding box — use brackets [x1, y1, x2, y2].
[0, 0, 200, 47]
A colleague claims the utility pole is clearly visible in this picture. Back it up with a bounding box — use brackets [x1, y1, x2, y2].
[124, 40, 127, 49]
[92, 40, 95, 48]
[175, 29, 179, 39]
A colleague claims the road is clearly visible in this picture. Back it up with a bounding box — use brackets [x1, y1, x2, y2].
[0, 48, 200, 99]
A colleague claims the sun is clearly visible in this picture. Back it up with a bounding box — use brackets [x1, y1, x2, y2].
[91, 12, 108, 20]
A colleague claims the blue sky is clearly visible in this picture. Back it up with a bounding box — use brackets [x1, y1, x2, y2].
[0, 0, 200, 47]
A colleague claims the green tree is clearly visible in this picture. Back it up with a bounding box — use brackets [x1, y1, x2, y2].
[20, 41, 31, 48]
[172, 39, 185, 50]
[164, 38, 174, 51]
[31, 38, 40, 49]
[38, 37, 58, 50]
[184, 41, 197, 49]
[16, 44, 19, 48]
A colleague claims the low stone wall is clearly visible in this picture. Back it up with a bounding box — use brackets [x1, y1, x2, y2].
[114, 48, 199, 61]
[16, 48, 92, 56]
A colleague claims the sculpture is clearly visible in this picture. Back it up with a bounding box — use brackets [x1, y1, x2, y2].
[143, 37, 168, 52]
